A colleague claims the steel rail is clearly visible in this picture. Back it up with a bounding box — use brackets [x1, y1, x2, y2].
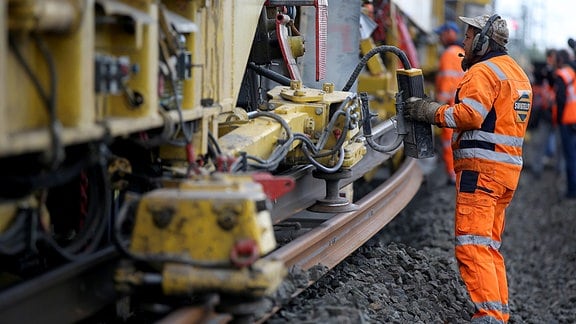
[265, 157, 422, 271]
[244, 157, 423, 323]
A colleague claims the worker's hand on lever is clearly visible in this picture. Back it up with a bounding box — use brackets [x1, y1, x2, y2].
[404, 97, 441, 124]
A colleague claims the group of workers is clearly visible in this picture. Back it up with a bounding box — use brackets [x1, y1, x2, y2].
[404, 12, 575, 323]
[528, 47, 576, 200]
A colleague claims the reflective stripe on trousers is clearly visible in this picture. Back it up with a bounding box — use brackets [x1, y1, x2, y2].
[455, 170, 513, 323]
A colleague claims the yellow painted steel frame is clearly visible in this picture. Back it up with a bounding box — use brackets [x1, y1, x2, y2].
[5, 0, 94, 132]
[95, 0, 158, 119]
[219, 104, 310, 158]
[0, 0, 265, 158]
[183, 0, 264, 113]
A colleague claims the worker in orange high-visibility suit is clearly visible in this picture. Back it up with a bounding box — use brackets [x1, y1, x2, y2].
[553, 49, 576, 198]
[404, 14, 532, 323]
[434, 21, 465, 184]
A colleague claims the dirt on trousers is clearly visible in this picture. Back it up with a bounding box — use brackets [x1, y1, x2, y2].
[268, 140, 576, 324]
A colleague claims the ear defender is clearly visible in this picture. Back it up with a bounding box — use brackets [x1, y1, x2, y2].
[472, 14, 500, 56]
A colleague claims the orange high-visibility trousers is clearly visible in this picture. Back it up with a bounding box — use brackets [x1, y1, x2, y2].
[455, 170, 513, 323]
[440, 127, 456, 182]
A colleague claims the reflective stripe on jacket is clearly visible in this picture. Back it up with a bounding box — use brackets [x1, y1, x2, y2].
[436, 44, 465, 104]
[435, 53, 533, 190]
[555, 66, 576, 124]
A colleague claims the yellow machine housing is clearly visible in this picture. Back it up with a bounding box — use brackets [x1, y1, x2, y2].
[125, 174, 285, 297]
[129, 175, 277, 263]
[218, 81, 366, 169]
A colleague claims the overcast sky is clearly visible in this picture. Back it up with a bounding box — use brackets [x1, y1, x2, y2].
[495, 0, 575, 50]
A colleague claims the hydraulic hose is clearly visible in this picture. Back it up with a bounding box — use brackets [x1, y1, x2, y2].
[360, 92, 406, 153]
[342, 45, 411, 92]
[248, 62, 292, 86]
[302, 145, 345, 173]
[243, 111, 295, 171]
[315, 94, 356, 152]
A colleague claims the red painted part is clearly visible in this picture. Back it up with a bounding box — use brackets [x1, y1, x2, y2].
[186, 143, 195, 164]
[267, 1, 326, 81]
[251, 172, 296, 200]
[332, 128, 342, 140]
[372, 2, 389, 44]
[276, 14, 302, 81]
[215, 155, 236, 172]
[230, 239, 260, 268]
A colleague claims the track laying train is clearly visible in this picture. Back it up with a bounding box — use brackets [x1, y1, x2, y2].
[0, 0, 436, 322]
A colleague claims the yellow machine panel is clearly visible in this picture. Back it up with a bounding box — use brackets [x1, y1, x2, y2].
[5, 0, 94, 131]
[129, 177, 276, 263]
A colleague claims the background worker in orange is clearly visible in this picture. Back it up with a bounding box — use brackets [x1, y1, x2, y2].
[528, 49, 559, 178]
[552, 49, 576, 198]
[434, 21, 465, 184]
[404, 14, 532, 323]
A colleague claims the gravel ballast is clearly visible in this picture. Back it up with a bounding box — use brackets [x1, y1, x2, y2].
[268, 140, 576, 323]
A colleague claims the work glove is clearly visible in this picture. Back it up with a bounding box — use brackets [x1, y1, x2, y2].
[404, 97, 441, 124]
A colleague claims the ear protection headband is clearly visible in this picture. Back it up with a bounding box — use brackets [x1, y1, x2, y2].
[472, 14, 500, 56]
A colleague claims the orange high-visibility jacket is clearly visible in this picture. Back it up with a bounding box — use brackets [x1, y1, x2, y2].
[435, 44, 465, 104]
[555, 66, 576, 124]
[434, 53, 533, 190]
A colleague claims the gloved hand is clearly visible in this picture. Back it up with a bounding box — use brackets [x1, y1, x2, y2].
[404, 97, 441, 124]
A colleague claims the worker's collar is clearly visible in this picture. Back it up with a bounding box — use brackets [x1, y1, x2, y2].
[481, 50, 507, 60]
[469, 50, 506, 68]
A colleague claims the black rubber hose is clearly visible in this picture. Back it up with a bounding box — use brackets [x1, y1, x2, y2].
[36, 159, 111, 261]
[360, 92, 404, 153]
[248, 62, 292, 86]
[342, 45, 411, 92]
